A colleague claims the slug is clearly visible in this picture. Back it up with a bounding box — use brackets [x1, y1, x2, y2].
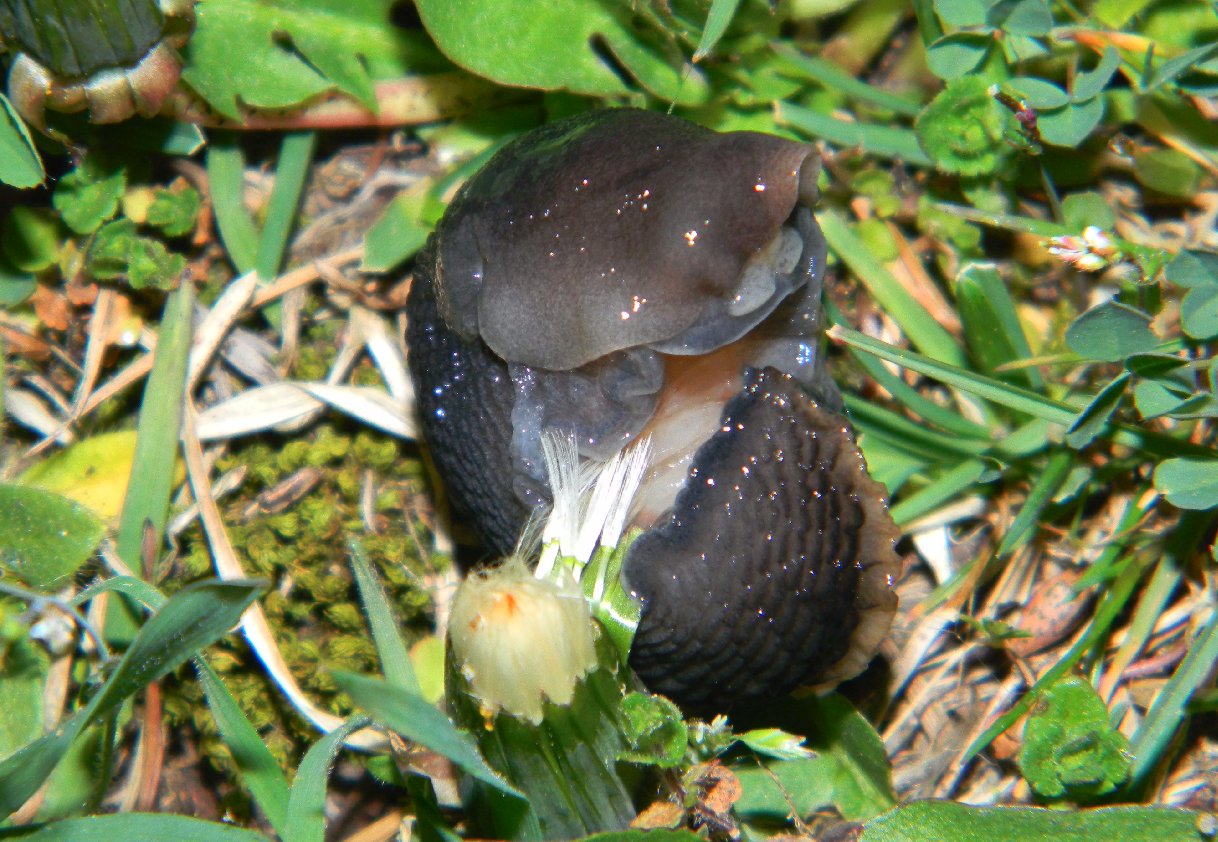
[406, 109, 899, 710]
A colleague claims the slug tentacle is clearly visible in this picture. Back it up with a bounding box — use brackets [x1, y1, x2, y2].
[406, 108, 900, 710]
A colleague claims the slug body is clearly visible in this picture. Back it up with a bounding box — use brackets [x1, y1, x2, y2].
[407, 109, 899, 710]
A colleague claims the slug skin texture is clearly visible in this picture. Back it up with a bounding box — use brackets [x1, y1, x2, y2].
[407, 108, 900, 710]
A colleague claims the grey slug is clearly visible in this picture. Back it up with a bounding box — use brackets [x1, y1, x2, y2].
[406, 108, 900, 711]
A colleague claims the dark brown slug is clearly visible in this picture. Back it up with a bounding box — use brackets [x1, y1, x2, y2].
[406, 108, 899, 711]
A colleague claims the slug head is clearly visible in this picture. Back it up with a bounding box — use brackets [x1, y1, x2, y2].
[433, 108, 823, 371]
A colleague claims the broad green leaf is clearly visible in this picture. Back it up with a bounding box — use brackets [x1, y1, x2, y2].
[1061, 192, 1116, 232]
[618, 692, 687, 767]
[1154, 458, 1218, 510]
[0, 93, 43, 188]
[181, 0, 416, 119]
[862, 802, 1206, 842]
[1073, 47, 1121, 100]
[1038, 97, 1104, 148]
[0, 484, 104, 589]
[1181, 286, 1218, 340]
[415, 0, 709, 105]
[2, 207, 60, 273]
[933, 0, 989, 28]
[1065, 373, 1129, 449]
[1019, 676, 1130, 799]
[52, 158, 126, 235]
[0, 634, 47, 762]
[347, 539, 420, 694]
[736, 728, 814, 761]
[1065, 300, 1158, 362]
[1164, 249, 1218, 289]
[915, 76, 1010, 175]
[86, 219, 139, 280]
[987, 0, 1052, 36]
[332, 670, 523, 800]
[284, 717, 369, 842]
[146, 187, 202, 238]
[1009, 76, 1068, 109]
[2, 813, 271, 841]
[0, 256, 34, 307]
[1134, 148, 1201, 198]
[126, 237, 186, 290]
[1134, 379, 1191, 420]
[735, 695, 895, 823]
[0, 579, 265, 814]
[925, 33, 992, 80]
[197, 660, 290, 837]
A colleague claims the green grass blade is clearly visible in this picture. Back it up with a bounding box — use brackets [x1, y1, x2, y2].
[819, 211, 966, 367]
[255, 131, 316, 283]
[333, 670, 524, 801]
[955, 263, 1043, 391]
[197, 659, 291, 837]
[108, 281, 194, 641]
[206, 137, 258, 274]
[778, 102, 932, 166]
[889, 459, 992, 526]
[843, 396, 989, 462]
[0, 813, 272, 840]
[993, 449, 1073, 558]
[284, 716, 369, 842]
[692, 0, 743, 61]
[347, 538, 421, 695]
[926, 202, 1069, 237]
[772, 45, 922, 116]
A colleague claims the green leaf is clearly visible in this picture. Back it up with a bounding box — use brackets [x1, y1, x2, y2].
[52, 158, 126, 235]
[954, 262, 1041, 389]
[1164, 249, 1218, 289]
[415, 0, 708, 104]
[861, 802, 1207, 842]
[1133, 379, 1191, 420]
[332, 670, 524, 800]
[256, 131, 316, 283]
[777, 102, 931, 165]
[693, 0, 744, 61]
[736, 728, 814, 761]
[181, 0, 402, 119]
[126, 237, 186, 290]
[347, 539, 420, 694]
[1009, 76, 1068, 109]
[207, 139, 259, 274]
[1181, 286, 1218, 340]
[1146, 41, 1218, 91]
[1, 813, 271, 841]
[933, 0, 989, 28]
[363, 187, 432, 272]
[0, 634, 48, 762]
[1061, 192, 1116, 232]
[915, 76, 1010, 175]
[284, 717, 369, 842]
[86, 219, 139, 280]
[0, 255, 35, 307]
[0, 484, 104, 589]
[1064, 300, 1158, 362]
[1073, 47, 1121, 101]
[581, 833, 702, 842]
[987, 0, 1052, 36]
[146, 187, 201, 238]
[1065, 373, 1129, 449]
[925, 33, 992, 80]
[197, 660, 290, 837]
[2, 208, 61, 273]
[1038, 97, 1105, 148]
[0, 579, 265, 814]
[1133, 148, 1201, 198]
[0, 93, 44, 188]
[618, 693, 687, 767]
[1154, 458, 1218, 510]
[735, 695, 895, 823]
[1019, 676, 1131, 799]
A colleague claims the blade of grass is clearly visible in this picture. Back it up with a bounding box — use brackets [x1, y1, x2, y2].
[829, 325, 1215, 459]
[843, 396, 990, 462]
[348, 538, 421, 695]
[955, 263, 1044, 392]
[962, 509, 1150, 762]
[778, 102, 932, 166]
[693, 0, 743, 61]
[819, 211, 966, 367]
[255, 131, 316, 283]
[107, 281, 194, 642]
[197, 659, 290, 837]
[284, 716, 369, 842]
[926, 201, 1069, 237]
[773, 44, 922, 116]
[993, 449, 1073, 558]
[888, 459, 993, 527]
[206, 136, 258, 274]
